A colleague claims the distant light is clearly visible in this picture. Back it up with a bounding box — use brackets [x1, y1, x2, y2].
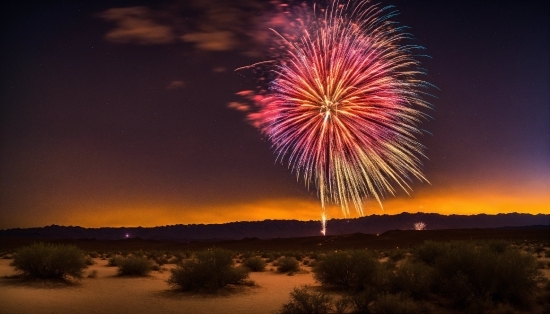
[125, 233, 129, 238]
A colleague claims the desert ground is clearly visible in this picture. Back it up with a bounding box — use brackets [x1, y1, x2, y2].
[0, 257, 317, 314]
[0, 228, 549, 313]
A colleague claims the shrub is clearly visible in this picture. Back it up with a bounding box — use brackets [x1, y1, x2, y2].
[283, 251, 304, 261]
[313, 251, 356, 289]
[150, 263, 161, 271]
[349, 288, 377, 313]
[169, 251, 188, 264]
[107, 255, 123, 267]
[10, 242, 86, 280]
[387, 248, 406, 262]
[88, 251, 100, 258]
[428, 241, 541, 308]
[280, 286, 332, 314]
[334, 297, 352, 314]
[147, 251, 169, 266]
[87, 270, 98, 278]
[277, 257, 300, 273]
[117, 255, 152, 276]
[167, 248, 250, 291]
[392, 260, 434, 299]
[243, 256, 266, 272]
[84, 255, 95, 266]
[264, 253, 276, 263]
[414, 241, 447, 265]
[313, 250, 379, 291]
[371, 293, 421, 314]
[484, 239, 510, 253]
[491, 248, 541, 305]
[534, 246, 545, 255]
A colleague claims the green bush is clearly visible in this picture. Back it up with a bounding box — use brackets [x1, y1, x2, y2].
[491, 248, 541, 305]
[371, 293, 421, 314]
[168, 248, 250, 291]
[146, 251, 170, 265]
[313, 250, 379, 291]
[84, 255, 95, 266]
[387, 248, 406, 262]
[280, 286, 332, 314]
[243, 256, 266, 272]
[117, 255, 152, 276]
[348, 288, 377, 313]
[107, 255, 123, 267]
[414, 240, 447, 265]
[88, 251, 100, 258]
[263, 252, 276, 262]
[10, 242, 86, 279]
[312, 251, 356, 289]
[484, 239, 510, 253]
[426, 241, 541, 309]
[392, 260, 434, 299]
[169, 251, 188, 264]
[283, 250, 304, 261]
[277, 257, 300, 273]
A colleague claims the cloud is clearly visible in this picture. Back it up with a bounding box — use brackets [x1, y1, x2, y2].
[166, 80, 185, 90]
[181, 31, 236, 51]
[97, 0, 277, 54]
[97, 7, 176, 44]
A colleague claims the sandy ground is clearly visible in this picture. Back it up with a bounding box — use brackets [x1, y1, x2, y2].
[1, 249, 549, 314]
[0, 259, 316, 314]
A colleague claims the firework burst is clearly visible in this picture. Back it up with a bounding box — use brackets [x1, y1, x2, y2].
[236, 1, 433, 234]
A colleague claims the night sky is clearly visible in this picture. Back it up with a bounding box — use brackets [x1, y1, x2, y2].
[1, 0, 549, 229]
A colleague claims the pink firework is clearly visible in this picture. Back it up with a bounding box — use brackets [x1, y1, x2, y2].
[237, 1, 432, 234]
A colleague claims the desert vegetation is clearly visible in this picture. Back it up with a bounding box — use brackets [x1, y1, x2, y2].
[276, 256, 301, 273]
[167, 248, 252, 291]
[243, 256, 266, 272]
[10, 242, 87, 280]
[2, 233, 549, 313]
[116, 254, 153, 276]
[280, 239, 548, 313]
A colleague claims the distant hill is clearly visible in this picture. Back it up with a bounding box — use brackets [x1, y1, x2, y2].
[1, 213, 548, 241]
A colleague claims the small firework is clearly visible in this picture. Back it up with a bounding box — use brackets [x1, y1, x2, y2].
[414, 222, 427, 230]
[236, 1, 432, 234]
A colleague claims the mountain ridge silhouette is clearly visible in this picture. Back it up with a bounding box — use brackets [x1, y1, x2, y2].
[2, 212, 548, 241]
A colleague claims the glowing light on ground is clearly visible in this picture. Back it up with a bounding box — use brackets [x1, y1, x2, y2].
[414, 222, 427, 230]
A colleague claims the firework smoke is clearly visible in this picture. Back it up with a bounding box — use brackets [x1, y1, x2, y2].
[236, 1, 432, 234]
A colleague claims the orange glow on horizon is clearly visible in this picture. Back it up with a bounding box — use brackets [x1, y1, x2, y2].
[9, 189, 548, 229]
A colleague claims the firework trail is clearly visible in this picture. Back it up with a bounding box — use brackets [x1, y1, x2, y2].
[236, 1, 432, 235]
